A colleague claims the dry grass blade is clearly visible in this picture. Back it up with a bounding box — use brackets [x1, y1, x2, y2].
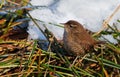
[0, 1, 120, 76]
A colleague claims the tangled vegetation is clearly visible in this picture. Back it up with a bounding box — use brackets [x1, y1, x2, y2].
[0, 0, 120, 77]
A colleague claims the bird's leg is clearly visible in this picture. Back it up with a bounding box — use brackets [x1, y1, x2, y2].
[77, 54, 87, 65]
[69, 56, 79, 68]
[70, 54, 87, 67]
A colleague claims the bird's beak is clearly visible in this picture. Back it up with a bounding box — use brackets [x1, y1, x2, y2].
[60, 23, 65, 25]
[59, 23, 65, 28]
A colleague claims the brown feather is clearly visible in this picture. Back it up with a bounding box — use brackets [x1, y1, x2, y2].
[63, 20, 98, 56]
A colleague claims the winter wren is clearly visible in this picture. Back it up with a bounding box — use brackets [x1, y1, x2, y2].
[63, 20, 97, 56]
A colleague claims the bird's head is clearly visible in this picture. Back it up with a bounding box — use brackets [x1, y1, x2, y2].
[61, 20, 85, 34]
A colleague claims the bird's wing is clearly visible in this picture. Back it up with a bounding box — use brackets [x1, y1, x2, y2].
[66, 41, 85, 55]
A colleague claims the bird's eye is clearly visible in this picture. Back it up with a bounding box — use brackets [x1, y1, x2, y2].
[69, 24, 74, 27]
[69, 24, 77, 28]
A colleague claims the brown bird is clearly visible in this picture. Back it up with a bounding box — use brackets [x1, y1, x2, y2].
[62, 20, 99, 56]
